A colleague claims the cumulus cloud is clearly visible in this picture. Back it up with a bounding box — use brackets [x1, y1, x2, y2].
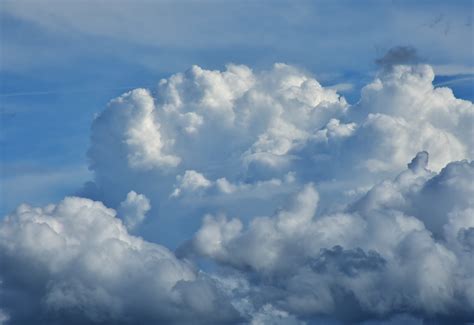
[0, 197, 238, 324]
[375, 46, 422, 69]
[117, 191, 150, 230]
[250, 304, 304, 325]
[89, 88, 181, 172]
[85, 62, 473, 217]
[185, 153, 474, 323]
[171, 170, 297, 201]
[306, 64, 473, 185]
[86, 63, 348, 206]
[2, 59, 474, 324]
[171, 170, 212, 198]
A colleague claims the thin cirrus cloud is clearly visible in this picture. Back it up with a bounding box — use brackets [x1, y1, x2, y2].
[1, 1, 473, 76]
[1, 54, 474, 324]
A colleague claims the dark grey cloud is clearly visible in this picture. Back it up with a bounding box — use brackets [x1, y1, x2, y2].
[310, 246, 386, 277]
[457, 227, 474, 251]
[375, 46, 423, 69]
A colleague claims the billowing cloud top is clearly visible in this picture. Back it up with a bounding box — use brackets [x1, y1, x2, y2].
[1, 62, 474, 324]
[88, 63, 472, 205]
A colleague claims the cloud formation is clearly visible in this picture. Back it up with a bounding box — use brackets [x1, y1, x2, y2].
[0, 197, 238, 324]
[186, 153, 474, 323]
[375, 46, 422, 69]
[118, 191, 150, 230]
[87, 63, 473, 206]
[1, 60, 473, 324]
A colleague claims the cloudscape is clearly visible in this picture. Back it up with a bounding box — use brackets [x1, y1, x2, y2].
[0, 1, 473, 324]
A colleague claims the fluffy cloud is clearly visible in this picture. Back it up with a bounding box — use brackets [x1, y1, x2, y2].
[86, 63, 348, 206]
[90, 88, 181, 171]
[302, 64, 473, 190]
[2, 60, 474, 324]
[171, 170, 212, 198]
[250, 304, 304, 325]
[0, 197, 238, 324]
[171, 169, 297, 200]
[117, 191, 150, 230]
[85, 62, 473, 219]
[185, 153, 474, 323]
[351, 64, 472, 172]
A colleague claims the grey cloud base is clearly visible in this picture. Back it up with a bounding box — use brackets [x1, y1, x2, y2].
[1, 62, 474, 324]
[0, 198, 240, 324]
[187, 153, 474, 323]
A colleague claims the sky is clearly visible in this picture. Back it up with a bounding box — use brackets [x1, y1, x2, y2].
[0, 1, 473, 324]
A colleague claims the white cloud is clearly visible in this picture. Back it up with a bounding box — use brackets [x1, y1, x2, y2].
[90, 88, 181, 172]
[85, 63, 349, 214]
[118, 191, 150, 230]
[171, 170, 212, 198]
[0, 197, 238, 324]
[341, 64, 472, 173]
[185, 153, 474, 322]
[86, 63, 473, 214]
[250, 304, 304, 325]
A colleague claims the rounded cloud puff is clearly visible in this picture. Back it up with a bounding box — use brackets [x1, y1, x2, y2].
[186, 153, 474, 322]
[0, 197, 238, 324]
[118, 190, 151, 230]
[349, 64, 473, 172]
[86, 63, 348, 206]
